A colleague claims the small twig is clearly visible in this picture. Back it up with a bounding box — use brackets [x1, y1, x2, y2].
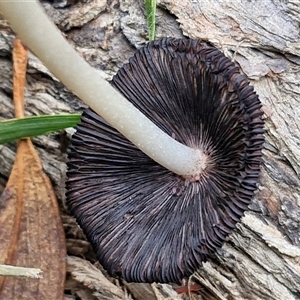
[0, 264, 43, 279]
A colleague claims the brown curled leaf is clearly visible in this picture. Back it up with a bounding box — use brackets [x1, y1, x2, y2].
[0, 139, 66, 299]
[0, 37, 66, 299]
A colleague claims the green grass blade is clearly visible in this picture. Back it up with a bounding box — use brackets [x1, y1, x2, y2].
[0, 114, 81, 144]
[145, 0, 157, 41]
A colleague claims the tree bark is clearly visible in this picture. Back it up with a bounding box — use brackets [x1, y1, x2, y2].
[0, 0, 299, 299]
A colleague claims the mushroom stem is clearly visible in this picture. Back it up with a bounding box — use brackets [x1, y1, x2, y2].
[0, 1, 207, 176]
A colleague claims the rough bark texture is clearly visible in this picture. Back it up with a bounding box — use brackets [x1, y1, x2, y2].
[0, 0, 299, 299]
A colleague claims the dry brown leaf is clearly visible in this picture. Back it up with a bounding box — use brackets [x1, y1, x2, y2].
[0, 38, 66, 299]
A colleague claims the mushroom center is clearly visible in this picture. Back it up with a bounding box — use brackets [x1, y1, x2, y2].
[183, 148, 208, 182]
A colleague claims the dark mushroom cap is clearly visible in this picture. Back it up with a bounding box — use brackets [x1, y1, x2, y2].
[66, 38, 264, 283]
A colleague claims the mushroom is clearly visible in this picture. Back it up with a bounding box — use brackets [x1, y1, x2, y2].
[0, 1, 264, 283]
[66, 38, 264, 283]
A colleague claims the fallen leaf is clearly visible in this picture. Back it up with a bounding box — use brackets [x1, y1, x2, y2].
[0, 38, 66, 299]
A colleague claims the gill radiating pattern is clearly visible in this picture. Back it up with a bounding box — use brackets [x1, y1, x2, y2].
[66, 37, 264, 283]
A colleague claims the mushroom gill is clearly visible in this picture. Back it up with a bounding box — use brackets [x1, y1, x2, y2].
[66, 37, 264, 283]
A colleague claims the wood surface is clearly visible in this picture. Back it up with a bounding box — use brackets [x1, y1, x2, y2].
[0, 0, 299, 299]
